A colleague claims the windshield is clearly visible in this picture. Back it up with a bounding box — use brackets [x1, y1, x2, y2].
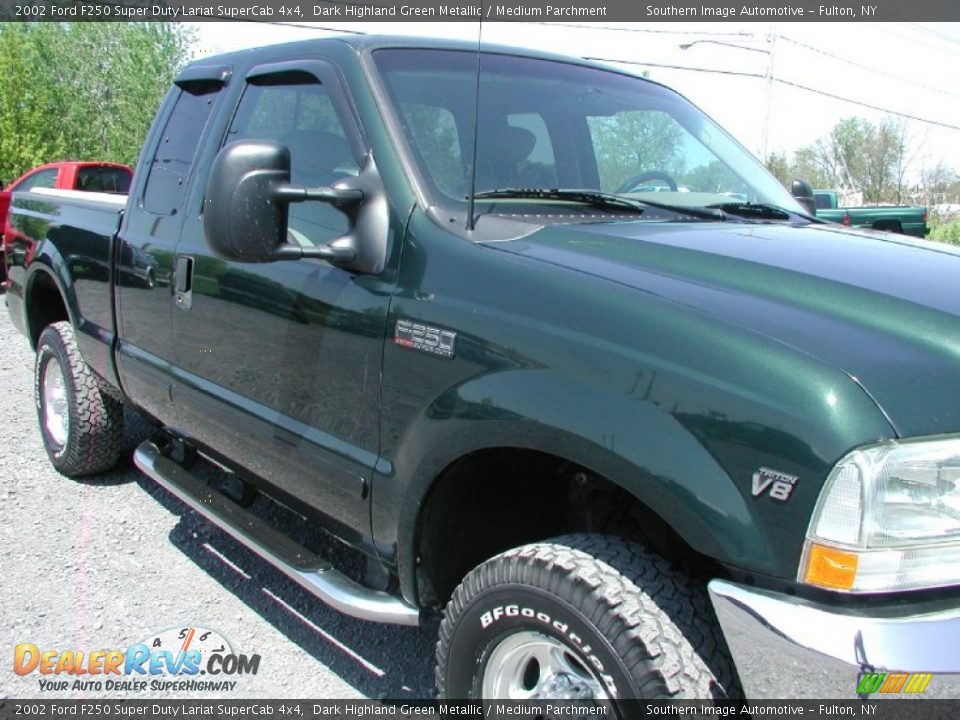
[373, 48, 804, 217]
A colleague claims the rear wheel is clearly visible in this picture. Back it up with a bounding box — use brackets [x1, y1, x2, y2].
[436, 534, 738, 702]
[872, 220, 903, 234]
[35, 321, 123, 476]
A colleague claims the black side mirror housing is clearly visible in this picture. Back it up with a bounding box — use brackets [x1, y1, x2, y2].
[205, 141, 292, 262]
[791, 179, 817, 216]
[204, 140, 388, 274]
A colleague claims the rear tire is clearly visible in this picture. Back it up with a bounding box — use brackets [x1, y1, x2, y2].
[872, 220, 903, 234]
[436, 534, 738, 702]
[35, 321, 123, 476]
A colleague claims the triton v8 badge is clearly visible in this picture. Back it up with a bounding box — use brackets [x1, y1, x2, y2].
[751, 468, 798, 502]
[394, 319, 457, 359]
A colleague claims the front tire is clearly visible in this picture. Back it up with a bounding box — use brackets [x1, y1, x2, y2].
[436, 534, 738, 702]
[35, 321, 123, 476]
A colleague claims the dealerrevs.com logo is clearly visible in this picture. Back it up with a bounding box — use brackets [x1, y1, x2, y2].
[14, 626, 260, 693]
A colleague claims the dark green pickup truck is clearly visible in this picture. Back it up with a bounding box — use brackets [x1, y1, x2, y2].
[814, 189, 929, 237]
[5, 36, 960, 703]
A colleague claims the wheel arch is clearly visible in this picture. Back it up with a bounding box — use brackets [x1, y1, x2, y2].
[390, 368, 766, 609]
[872, 219, 903, 233]
[24, 262, 74, 349]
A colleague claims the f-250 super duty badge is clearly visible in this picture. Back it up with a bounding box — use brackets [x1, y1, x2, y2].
[751, 467, 798, 502]
[394, 319, 457, 359]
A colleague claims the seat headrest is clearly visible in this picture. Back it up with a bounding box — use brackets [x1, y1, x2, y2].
[498, 126, 537, 164]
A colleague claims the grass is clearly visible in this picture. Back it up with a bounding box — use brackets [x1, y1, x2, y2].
[929, 218, 960, 244]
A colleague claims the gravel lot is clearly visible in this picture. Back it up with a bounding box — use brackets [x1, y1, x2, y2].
[0, 293, 438, 700]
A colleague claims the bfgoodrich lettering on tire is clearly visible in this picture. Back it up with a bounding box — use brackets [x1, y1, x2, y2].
[435, 534, 739, 701]
[35, 321, 123, 476]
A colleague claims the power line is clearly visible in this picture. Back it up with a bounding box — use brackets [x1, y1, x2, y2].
[901, 22, 960, 47]
[778, 34, 960, 99]
[583, 56, 765, 80]
[585, 55, 960, 132]
[774, 76, 960, 132]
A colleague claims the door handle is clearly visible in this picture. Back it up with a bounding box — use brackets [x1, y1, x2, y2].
[174, 255, 194, 310]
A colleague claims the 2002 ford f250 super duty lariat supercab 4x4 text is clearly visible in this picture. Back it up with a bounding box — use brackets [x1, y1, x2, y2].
[5, 36, 960, 703]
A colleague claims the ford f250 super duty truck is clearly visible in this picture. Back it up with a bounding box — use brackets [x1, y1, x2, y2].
[6, 36, 960, 703]
[813, 189, 929, 237]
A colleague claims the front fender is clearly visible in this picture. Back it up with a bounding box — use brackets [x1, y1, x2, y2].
[415, 368, 760, 561]
[376, 354, 894, 608]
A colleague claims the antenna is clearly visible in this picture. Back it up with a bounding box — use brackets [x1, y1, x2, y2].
[466, 8, 483, 231]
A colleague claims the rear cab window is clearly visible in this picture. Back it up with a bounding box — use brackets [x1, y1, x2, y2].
[142, 85, 220, 215]
[77, 167, 132, 194]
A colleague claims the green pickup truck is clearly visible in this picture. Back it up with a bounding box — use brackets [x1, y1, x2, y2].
[5, 36, 960, 703]
[814, 189, 929, 237]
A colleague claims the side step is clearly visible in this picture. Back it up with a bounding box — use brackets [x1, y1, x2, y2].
[134, 440, 420, 627]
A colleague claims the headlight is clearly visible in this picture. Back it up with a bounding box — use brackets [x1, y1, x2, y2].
[800, 435, 960, 592]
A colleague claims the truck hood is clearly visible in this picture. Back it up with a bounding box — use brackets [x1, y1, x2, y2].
[490, 220, 960, 438]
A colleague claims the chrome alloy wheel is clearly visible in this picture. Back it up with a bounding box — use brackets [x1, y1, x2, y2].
[42, 358, 69, 447]
[481, 630, 609, 700]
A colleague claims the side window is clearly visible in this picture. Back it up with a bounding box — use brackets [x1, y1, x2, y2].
[19, 168, 59, 192]
[588, 110, 685, 192]
[227, 77, 359, 247]
[77, 167, 132, 194]
[142, 87, 219, 215]
[400, 103, 464, 199]
[588, 110, 748, 196]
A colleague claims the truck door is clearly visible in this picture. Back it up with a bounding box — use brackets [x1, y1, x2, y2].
[115, 70, 227, 426]
[172, 60, 387, 542]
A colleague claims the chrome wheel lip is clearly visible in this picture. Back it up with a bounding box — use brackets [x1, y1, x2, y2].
[42, 358, 69, 448]
[480, 629, 608, 701]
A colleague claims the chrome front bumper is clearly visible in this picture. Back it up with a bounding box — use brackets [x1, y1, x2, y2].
[708, 580, 960, 699]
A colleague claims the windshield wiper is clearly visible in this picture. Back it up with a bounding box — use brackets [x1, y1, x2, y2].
[473, 188, 733, 222]
[705, 201, 802, 221]
[473, 188, 648, 214]
[625, 196, 727, 221]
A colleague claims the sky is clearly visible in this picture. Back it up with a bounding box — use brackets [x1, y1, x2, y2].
[188, 21, 960, 184]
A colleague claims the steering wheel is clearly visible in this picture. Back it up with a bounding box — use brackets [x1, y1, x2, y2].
[615, 171, 678, 194]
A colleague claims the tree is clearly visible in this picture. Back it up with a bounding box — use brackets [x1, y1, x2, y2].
[0, 25, 65, 181]
[789, 147, 831, 190]
[787, 115, 912, 203]
[590, 110, 685, 191]
[0, 23, 193, 182]
[919, 162, 959, 206]
[764, 151, 791, 187]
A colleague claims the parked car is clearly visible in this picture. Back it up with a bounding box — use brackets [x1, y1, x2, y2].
[814, 189, 929, 237]
[6, 36, 960, 701]
[0, 161, 132, 282]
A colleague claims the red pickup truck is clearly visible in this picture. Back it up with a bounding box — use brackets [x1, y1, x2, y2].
[1, 161, 132, 281]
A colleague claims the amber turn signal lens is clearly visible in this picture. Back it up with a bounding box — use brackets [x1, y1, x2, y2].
[804, 543, 858, 590]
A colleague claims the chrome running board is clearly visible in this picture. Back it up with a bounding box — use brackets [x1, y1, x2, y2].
[134, 440, 419, 627]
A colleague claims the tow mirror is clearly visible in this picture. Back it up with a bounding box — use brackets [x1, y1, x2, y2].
[204, 140, 364, 266]
[791, 179, 816, 216]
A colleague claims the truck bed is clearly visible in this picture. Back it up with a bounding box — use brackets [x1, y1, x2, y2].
[5, 187, 125, 383]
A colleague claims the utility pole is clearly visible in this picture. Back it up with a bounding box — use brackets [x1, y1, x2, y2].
[680, 33, 776, 160]
[762, 25, 778, 162]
